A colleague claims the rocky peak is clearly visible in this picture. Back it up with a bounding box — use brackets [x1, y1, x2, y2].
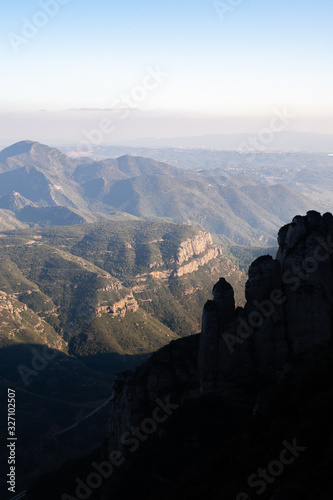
[199, 210, 333, 394]
[212, 277, 235, 327]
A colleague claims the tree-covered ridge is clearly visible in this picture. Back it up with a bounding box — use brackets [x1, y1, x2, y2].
[0, 220, 264, 360]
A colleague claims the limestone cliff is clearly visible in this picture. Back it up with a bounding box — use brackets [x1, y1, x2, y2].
[148, 246, 223, 280]
[175, 230, 213, 266]
[173, 246, 223, 277]
[95, 293, 139, 318]
[139, 230, 222, 278]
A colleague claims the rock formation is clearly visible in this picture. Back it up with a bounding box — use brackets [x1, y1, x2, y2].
[108, 211, 333, 452]
[175, 230, 213, 265]
[95, 293, 139, 318]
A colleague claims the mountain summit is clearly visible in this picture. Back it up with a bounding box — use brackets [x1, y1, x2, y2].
[0, 140, 36, 161]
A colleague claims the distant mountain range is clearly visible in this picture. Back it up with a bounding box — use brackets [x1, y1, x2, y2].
[114, 130, 333, 152]
[0, 140, 325, 245]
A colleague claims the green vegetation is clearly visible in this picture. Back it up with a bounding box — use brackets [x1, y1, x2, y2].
[0, 220, 259, 361]
[69, 309, 177, 357]
[224, 245, 278, 273]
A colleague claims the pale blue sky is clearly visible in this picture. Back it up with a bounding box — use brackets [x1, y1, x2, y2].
[1, 0, 333, 143]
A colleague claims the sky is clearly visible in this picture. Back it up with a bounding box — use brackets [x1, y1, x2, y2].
[1, 0, 333, 145]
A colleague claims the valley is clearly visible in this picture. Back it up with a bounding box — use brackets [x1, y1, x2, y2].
[0, 216, 272, 493]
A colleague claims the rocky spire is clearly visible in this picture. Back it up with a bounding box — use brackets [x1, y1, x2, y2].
[199, 211, 333, 395]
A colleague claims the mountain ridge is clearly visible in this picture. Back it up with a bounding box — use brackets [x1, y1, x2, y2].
[0, 140, 324, 246]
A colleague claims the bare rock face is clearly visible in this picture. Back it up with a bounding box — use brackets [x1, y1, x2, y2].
[276, 211, 333, 355]
[174, 246, 222, 277]
[198, 278, 238, 394]
[176, 231, 213, 266]
[199, 211, 333, 394]
[95, 293, 139, 318]
[245, 255, 288, 377]
[245, 255, 281, 303]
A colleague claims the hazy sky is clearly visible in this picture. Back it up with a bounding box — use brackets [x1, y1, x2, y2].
[1, 0, 333, 145]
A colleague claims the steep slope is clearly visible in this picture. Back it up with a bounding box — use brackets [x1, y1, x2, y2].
[0, 220, 255, 494]
[105, 211, 333, 499]
[0, 167, 54, 204]
[0, 140, 77, 176]
[0, 209, 28, 230]
[107, 212, 333, 429]
[0, 191, 36, 211]
[102, 174, 316, 245]
[0, 220, 250, 368]
[0, 232, 178, 360]
[239, 183, 319, 222]
[0, 290, 65, 351]
[0, 141, 86, 210]
[29, 221, 247, 327]
[16, 206, 89, 226]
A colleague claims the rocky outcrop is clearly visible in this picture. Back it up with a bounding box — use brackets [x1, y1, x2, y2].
[175, 231, 213, 266]
[95, 293, 139, 318]
[173, 246, 222, 277]
[97, 283, 122, 293]
[0, 290, 28, 315]
[142, 230, 214, 271]
[108, 211, 333, 451]
[276, 211, 333, 355]
[137, 241, 223, 281]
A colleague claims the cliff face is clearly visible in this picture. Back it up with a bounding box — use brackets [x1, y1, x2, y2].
[139, 230, 221, 277]
[174, 246, 223, 277]
[148, 246, 223, 280]
[276, 211, 333, 355]
[94, 293, 139, 318]
[95, 231, 223, 319]
[108, 211, 333, 452]
[175, 230, 214, 266]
